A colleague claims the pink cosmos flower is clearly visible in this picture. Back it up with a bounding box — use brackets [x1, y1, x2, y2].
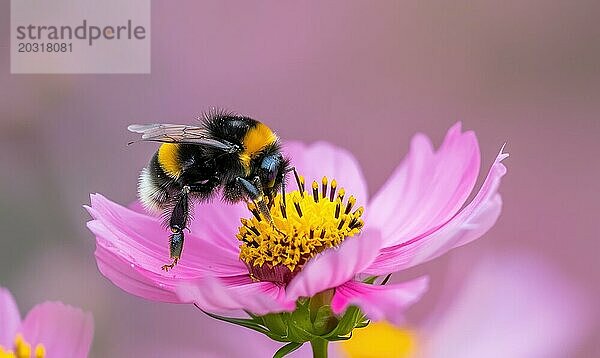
[125, 252, 585, 358]
[87, 122, 507, 352]
[0, 287, 93, 358]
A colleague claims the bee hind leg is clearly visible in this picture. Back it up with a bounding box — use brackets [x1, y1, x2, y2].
[161, 187, 190, 271]
[161, 230, 183, 271]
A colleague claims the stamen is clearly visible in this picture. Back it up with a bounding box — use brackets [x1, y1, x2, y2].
[337, 216, 347, 230]
[294, 200, 303, 217]
[321, 176, 328, 199]
[279, 202, 287, 218]
[345, 196, 356, 214]
[293, 170, 304, 196]
[242, 238, 259, 248]
[237, 176, 365, 285]
[351, 219, 364, 230]
[338, 188, 346, 201]
[248, 226, 261, 236]
[329, 179, 337, 201]
[35, 345, 45, 358]
[348, 217, 358, 229]
[247, 202, 262, 221]
[0, 334, 46, 358]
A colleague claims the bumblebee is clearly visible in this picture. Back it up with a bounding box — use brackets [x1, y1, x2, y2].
[129, 111, 293, 271]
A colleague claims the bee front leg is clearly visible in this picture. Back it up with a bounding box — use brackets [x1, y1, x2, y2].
[281, 166, 302, 209]
[162, 186, 190, 271]
[237, 177, 285, 235]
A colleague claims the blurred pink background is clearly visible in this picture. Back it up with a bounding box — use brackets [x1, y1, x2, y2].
[1, 1, 598, 356]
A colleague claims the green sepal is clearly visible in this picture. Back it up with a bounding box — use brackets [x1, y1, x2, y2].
[324, 305, 362, 338]
[272, 342, 303, 358]
[200, 298, 368, 346]
[327, 332, 353, 341]
[201, 309, 269, 335]
[355, 319, 370, 328]
[288, 303, 319, 342]
[362, 276, 377, 284]
[311, 305, 337, 336]
[262, 312, 290, 336]
[244, 310, 263, 321]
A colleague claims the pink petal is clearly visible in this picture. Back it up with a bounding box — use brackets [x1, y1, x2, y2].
[422, 253, 592, 358]
[176, 276, 295, 315]
[87, 194, 246, 303]
[19, 302, 93, 358]
[189, 199, 253, 254]
[364, 145, 508, 275]
[129, 192, 254, 254]
[286, 230, 382, 301]
[331, 277, 429, 325]
[0, 287, 21, 347]
[367, 122, 481, 247]
[283, 141, 369, 204]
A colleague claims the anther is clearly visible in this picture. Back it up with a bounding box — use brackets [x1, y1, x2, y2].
[250, 208, 262, 221]
[309, 228, 314, 239]
[322, 176, 328, 199]
[353, 206, 364, 217]
[337, 216, 347, 230]
[338, 188, 346, 202]
[247, 202, 262, 221]
[352, 219, 364, 229]
[348, 217, 358, 229]
[242, 238, 259, 248]
[294, 201, 303, 217]
[248, 226, 261, 236]
[279, 202, 287, 219]
[329, 179, 337, 201]
[35, 345, 46, 358]
[345, 196, 356, 215]
[320, 228, 327, 239]
[293, 170, 304, 197]
[312, 181, 319, 202]
[335, 201, 341, 219]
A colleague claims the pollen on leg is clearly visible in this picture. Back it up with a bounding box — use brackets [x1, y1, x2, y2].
[237, 175, 365, 285]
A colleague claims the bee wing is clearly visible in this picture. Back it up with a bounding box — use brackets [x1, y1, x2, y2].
[128, 123, 235, 151]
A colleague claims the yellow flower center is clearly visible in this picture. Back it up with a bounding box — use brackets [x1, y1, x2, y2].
[237, 176, 364, 285]
[0, 334, 46, 358]
[339, 321, 417, 358]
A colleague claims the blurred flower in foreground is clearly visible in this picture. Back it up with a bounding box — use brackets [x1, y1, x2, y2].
[337, 253, 590, 358]
[87, 123, 507, 356]
[0, 287, 93, 358]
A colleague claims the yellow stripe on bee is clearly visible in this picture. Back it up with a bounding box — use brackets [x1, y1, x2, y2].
[240, 122, 278, 174]
[158, 143, 182, 178]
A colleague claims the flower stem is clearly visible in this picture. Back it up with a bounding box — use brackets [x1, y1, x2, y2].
[310, 338, 328, 358]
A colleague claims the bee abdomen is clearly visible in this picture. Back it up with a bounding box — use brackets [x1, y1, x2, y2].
[138, 154, 172, 213]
